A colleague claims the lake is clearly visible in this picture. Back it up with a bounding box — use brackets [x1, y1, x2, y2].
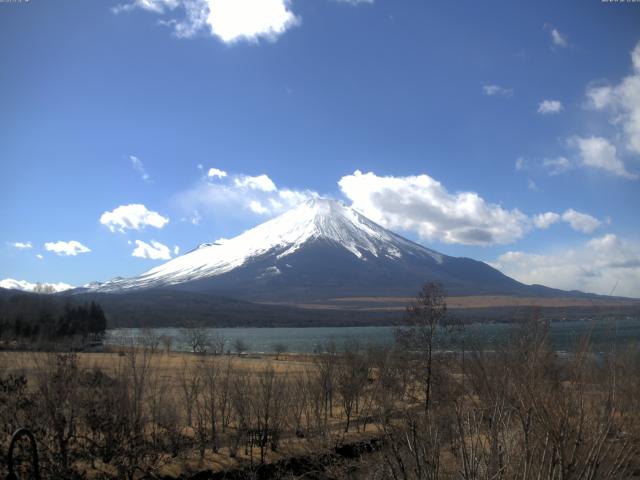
[105, 318, 640, 354]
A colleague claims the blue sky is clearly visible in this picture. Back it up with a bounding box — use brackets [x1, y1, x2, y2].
[1, 0, 639, 296]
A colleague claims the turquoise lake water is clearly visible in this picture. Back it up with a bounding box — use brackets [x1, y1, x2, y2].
[106, 319, 640, 354]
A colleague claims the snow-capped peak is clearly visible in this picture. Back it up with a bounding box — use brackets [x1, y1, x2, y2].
[94, 198, 443, 292]
[0, 278, 74, 293]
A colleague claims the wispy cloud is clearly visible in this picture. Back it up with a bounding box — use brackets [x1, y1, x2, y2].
[493, 234, 640, 297]
[568, 136, 637, 179]
[176, 169, 317, 221]
[112, 0, 179, 15]
[334, 0, 373, 4]
[550, 28, 567, 48]
[586, 41, 640, 156]
[515, 157, 529, 171]
[537, 99, 563, 114]
[533, 212, 560, 229]
[542, 156, 571, 176]
[544, 24, 568, 48]
[130, 155, 152, 183]
[44, 240, 91, 256]
[8, 241, 32, 249]
[482, 84, 513, 97]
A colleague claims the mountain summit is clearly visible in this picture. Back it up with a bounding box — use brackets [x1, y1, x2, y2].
[93, 198, 560, 300]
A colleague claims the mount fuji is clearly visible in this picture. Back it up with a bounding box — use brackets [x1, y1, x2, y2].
[89, 198, 568, 301]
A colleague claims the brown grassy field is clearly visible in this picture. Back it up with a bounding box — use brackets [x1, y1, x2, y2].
[262, 294, 640, 311]
[1, 316, 639, 479]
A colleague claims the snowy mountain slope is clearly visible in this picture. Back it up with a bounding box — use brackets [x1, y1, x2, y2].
[90, 198, 559, 300]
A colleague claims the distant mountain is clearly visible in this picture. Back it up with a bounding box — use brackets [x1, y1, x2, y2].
[0, 278, 74, 293]
[88, 198, 586, 301]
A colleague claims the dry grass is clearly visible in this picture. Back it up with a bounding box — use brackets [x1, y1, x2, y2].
[262, 295, 640, 311]
[0, 350, 314, 385]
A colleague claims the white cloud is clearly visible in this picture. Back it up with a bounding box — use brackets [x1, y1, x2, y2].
[338, 170, 529, 245]
[542, 156, 572, 176]
[0, 278, 74, 293]
[568, 136, 637, 179]
[334, 0, 373, 4]
[492, 234, 640, 297]
[482, 84, 513, 97]
[112, 0, 179, 14]
[586, 41, 640, 155]
[132, 240, 172, 260]
[176, 171, 316, 219]
[100, 204, 170, 233]
[234, 174, 277, 192]
[549, 27, 568, 48]
[130, 155, 152, 182]
[207, 0, 300, 43]
[338, 170, 603, 245]
[561, 208, 601, 234]
[207, 167, 227, 179]
[515, 157, 528, 171]
[533, 212, 560, 229]
[188, 210, 202, 225]
[174, 245, 180, 255]
[537, 99, 563, 114]
[533, 210, 600, 233]
[114, 0, 300, 44]
[9, 241, 32, 249]
[44, 240, 91, 256]
[249, 200, 269, 214]
[527, 179, 538, 192]
[36, 254, 43, 260]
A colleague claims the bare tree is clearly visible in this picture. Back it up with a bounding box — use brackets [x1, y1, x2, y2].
[396, 282, 449, 412]
[336, 340, 370, 433]
[233, 338, 249, 355]
[197, 357, 221, 452]
[159, 335, 172, 354]
[316, 340, 338, 423]
[179, 360, 201, 427]
[35, 353, 81, 477]
[273, 342, 287, 360]
[229, 370, 251, 458]
[251, 365, 287, 462]
[216, 357, 234, 433]
[210, 332, 226, 356]
[181, 323, 212, 354]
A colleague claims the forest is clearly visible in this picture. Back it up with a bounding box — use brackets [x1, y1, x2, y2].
[0, 291, 107, 347]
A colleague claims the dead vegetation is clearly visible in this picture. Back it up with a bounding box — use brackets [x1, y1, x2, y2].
[1, 283, 639, 479]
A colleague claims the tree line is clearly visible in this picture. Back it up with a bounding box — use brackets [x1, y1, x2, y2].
[0, 292, 107, 345]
